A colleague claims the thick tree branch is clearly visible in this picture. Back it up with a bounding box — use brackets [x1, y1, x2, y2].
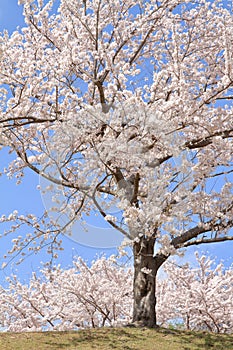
[182, 235, 233, 247]
[185, 128, 233, 150]
[172, 218, 233, 249]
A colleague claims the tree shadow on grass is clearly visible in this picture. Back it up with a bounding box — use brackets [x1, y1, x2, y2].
[158, 328, 233, 350]
[40, 328, 233, 350]
[69, 327, 144, 344]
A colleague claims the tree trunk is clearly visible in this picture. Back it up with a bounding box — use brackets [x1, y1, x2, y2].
[132, 235, 167, 328]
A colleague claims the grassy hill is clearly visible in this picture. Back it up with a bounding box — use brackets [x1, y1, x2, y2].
[0, 327, 232, 350]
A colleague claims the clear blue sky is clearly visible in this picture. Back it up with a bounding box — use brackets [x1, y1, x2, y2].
[0, 1, 232, 284]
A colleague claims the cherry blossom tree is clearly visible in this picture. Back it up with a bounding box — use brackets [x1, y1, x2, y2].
[157, 253, 233, 333]
[0, 256, 133, 331]
[0, 0, 233, 327]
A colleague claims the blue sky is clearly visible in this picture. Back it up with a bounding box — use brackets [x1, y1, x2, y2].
[0, 1, 24, 33]
[0, 1, 232, 284]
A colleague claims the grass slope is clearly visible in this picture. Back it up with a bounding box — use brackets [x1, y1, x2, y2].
[0, 327, 232, 350]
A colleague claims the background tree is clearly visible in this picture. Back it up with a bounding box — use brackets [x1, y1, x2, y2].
[157, 253, 233, 333]
[0, 0, 233, 327]
[0, 256, 133, 331]
[0, 253, 232, 333]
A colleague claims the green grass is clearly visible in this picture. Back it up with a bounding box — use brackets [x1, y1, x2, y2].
[0, 327, 232, 350]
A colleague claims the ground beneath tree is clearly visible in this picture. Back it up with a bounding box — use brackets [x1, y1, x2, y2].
[0, 327, 232, 350]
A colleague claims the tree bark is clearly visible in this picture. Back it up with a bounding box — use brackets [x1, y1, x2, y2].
[132, 236, 167, 328]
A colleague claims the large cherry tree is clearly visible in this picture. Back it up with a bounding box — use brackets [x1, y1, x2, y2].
[0, 0, 233, 327]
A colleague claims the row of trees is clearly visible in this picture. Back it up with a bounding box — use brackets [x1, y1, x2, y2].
[0, 253, 232, 333]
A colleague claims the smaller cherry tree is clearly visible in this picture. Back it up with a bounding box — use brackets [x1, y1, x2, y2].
[0, 256, 132, 332]
[157, 253, 233, 333]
